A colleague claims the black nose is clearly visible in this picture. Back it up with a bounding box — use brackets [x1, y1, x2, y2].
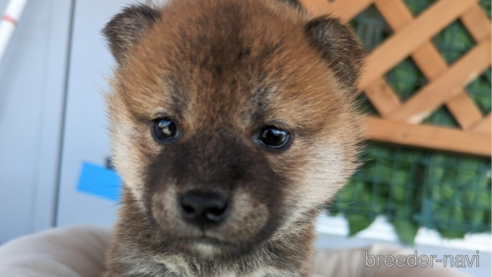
[179, 191, 230, 226]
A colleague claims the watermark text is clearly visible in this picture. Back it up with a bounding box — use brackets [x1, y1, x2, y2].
[365, 250, 480, 268]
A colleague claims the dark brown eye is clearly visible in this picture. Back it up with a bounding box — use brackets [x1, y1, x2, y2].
[258, 126, 290, 149]
[153, 118, 178, 141]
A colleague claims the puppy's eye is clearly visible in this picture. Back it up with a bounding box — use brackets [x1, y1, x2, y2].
[153, 118, 178, 141]
[258, 126, 290, 149]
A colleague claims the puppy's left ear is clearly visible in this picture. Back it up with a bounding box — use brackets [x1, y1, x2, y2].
[103, 5, 161, 64]
[304, 16, 365, 92]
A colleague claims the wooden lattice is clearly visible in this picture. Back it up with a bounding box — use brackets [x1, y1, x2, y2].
[298, 0, 491, 156]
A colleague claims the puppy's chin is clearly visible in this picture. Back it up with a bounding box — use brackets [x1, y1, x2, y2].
[179, 238, 246, 261]
[190, 241, 223, 258]
[148, 213, 264, 260]
[170, 237, 257, 260]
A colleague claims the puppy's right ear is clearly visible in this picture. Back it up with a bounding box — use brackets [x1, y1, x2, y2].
[103, 5, 160, 64]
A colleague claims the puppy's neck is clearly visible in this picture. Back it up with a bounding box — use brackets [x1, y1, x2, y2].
[107, 190, 316, 277]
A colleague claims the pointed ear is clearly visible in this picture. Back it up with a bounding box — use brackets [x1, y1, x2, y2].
[304, 16, 365, 92]
[103, 5, 161, 64]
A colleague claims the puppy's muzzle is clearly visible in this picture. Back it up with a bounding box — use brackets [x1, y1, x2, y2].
[179, 190, 230, 227]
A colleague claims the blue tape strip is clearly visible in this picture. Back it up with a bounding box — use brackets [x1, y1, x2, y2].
[77, 162, 122, 202]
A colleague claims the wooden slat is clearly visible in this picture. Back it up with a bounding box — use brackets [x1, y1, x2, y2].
[388, 39, 492, 124]
[356, 1, 405, 118]
[364, 78, 401, 117]
[470, 114, 492, 134]
[297, 0, 374, 22]
[446, 93, 484, 129]
[359, 0, 479, 91]
[441, 92, 482, 130]
[297, 0, 332, 17]
[375, 0, 484, 129]
[366, 117, 491, 156]
[324, 0, 374, 22]
[375, 0, 448, 78]
[409, 40, 448, 79]
[460, 4, 492, 42]
[374, 0, 412, 30]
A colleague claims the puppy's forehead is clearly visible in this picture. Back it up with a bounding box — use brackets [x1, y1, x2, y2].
[119, 0, 342, 131]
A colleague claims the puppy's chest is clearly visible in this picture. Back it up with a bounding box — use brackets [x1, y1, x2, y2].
[154, 255, 293, 277]
[209, 271, 285, 277]
[164, 270, 288, 277]
[159, 267, 289, 277]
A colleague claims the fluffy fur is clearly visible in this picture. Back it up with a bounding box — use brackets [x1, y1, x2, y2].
[102, 0, 365, 276]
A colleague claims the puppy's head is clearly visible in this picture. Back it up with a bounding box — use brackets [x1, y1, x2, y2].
[104, 0, 364, 260]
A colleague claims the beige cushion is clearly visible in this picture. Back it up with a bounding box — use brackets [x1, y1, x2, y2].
[0, 226, 110, 277]
[0, 226, 469, 277]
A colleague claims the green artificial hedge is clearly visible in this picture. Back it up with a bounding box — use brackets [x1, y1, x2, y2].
[329, 144, 491, 245]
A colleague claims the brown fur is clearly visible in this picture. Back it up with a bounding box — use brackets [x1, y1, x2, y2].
[102, 0, 365, 276]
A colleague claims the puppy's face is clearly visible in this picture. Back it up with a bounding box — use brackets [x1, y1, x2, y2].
[104, 0, 364, 259]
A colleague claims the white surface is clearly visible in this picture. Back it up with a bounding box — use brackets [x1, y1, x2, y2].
[0, 0, 28, 62]
[33, 0, 72, 232]
[316, 214, 492, 252]
[55, 0, 134, 227]
[0, 0, 70, 243]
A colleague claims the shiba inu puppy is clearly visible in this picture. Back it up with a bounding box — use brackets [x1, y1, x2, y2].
[102, 0, 364, 276]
